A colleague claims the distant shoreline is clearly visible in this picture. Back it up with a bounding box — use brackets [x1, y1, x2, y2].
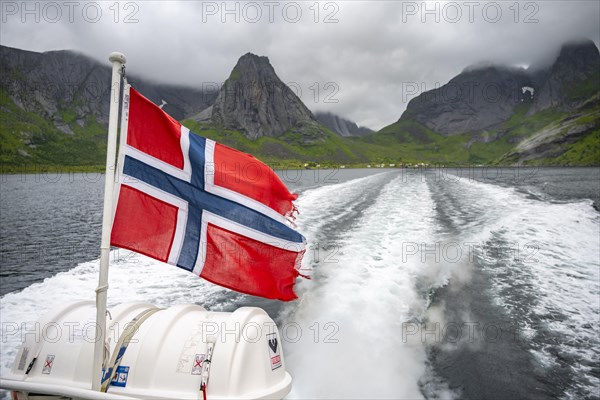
[1, 164, 599, 175]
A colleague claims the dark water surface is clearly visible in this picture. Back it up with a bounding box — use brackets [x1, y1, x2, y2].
[0, 168, 380, 296]
[1, 167, 598, 399]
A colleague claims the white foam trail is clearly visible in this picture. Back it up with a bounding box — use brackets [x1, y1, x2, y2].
[12, 170, 595, 398]
[433, 177, 600, 397]
[0, 171, 396, 383]
[282, 175, 438, 399]
[294, 172, 395, 237]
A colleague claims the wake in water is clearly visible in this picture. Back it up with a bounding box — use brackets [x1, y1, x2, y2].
[426, 174, 600, 399]
[281, 173, 451, 399]
[1, 170, 598, 399]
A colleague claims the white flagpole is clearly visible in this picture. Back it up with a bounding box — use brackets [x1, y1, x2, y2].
[92, 51, 126, 391]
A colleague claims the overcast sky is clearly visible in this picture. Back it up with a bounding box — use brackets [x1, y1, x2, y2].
[1, 0, 599, 130]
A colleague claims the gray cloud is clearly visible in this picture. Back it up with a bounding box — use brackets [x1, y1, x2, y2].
[1, 0, 598, 130]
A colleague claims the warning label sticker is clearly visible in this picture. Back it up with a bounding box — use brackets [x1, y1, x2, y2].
[176, 322, 204, 374]
[191, 354, 205, 375]
[266, 333, 282, 371]
[111, 366, 130, 387]
[42, 355, 54, 375]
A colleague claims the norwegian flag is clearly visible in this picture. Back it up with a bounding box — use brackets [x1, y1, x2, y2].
[110, 86, 306, 301]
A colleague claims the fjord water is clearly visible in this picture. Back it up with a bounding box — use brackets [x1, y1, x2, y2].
[1, 168, 598, 399]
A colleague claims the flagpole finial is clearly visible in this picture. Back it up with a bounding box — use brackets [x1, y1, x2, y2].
[109, 52, 126, 64]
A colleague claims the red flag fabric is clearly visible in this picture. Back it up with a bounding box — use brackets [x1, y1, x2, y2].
[110, 86, 305, 301]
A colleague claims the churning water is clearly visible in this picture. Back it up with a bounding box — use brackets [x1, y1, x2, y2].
[1, 167, 598, 399]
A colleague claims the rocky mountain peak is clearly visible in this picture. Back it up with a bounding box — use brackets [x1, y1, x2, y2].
[0, 45, 216, 127]
[529, 39, 600, 113]
[233, 53, 276, 76]
[208, 53, 324, 140]
[556, 38, 600, 66]
[397, 39, 599, 136]
[400, 64, 531, 136]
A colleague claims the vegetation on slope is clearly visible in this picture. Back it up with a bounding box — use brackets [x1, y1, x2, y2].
[373, 104, 598, 166]
[1, 91, 598, 170]
[0, 89, 107, 171]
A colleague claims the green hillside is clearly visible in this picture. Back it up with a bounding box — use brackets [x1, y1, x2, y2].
[181, 120, 402, 168]
[2, 91, 598, 171]
[0, 89, 107, 171]
[2, 101, 598, 171]
[372, 103, 599, 166]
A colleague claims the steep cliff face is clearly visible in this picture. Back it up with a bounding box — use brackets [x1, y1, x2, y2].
[2, 40, 597, 168]
[529, 39, 600, 113]
[0, 45, 216, 129]
[396, 40, 599, 138]
[207, 53, 325, 140]
[500, 94, 600, 165]
[0, 45, 217, 166]
[314, 112, 373, 137]
[1, 47, 111, 133]
[400, 65, 532, 136]
[376, 39, 599, 165]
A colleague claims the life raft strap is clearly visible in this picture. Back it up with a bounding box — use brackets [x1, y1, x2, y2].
[200, 337, 216, 400]
[100, 307, 162, 392]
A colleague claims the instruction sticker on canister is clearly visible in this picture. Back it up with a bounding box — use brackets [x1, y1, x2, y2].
[266, 333, 282, 370]
[191, 354, 205, 375]
[111, 366, 130, 387]
[42, 355, 54, 374]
